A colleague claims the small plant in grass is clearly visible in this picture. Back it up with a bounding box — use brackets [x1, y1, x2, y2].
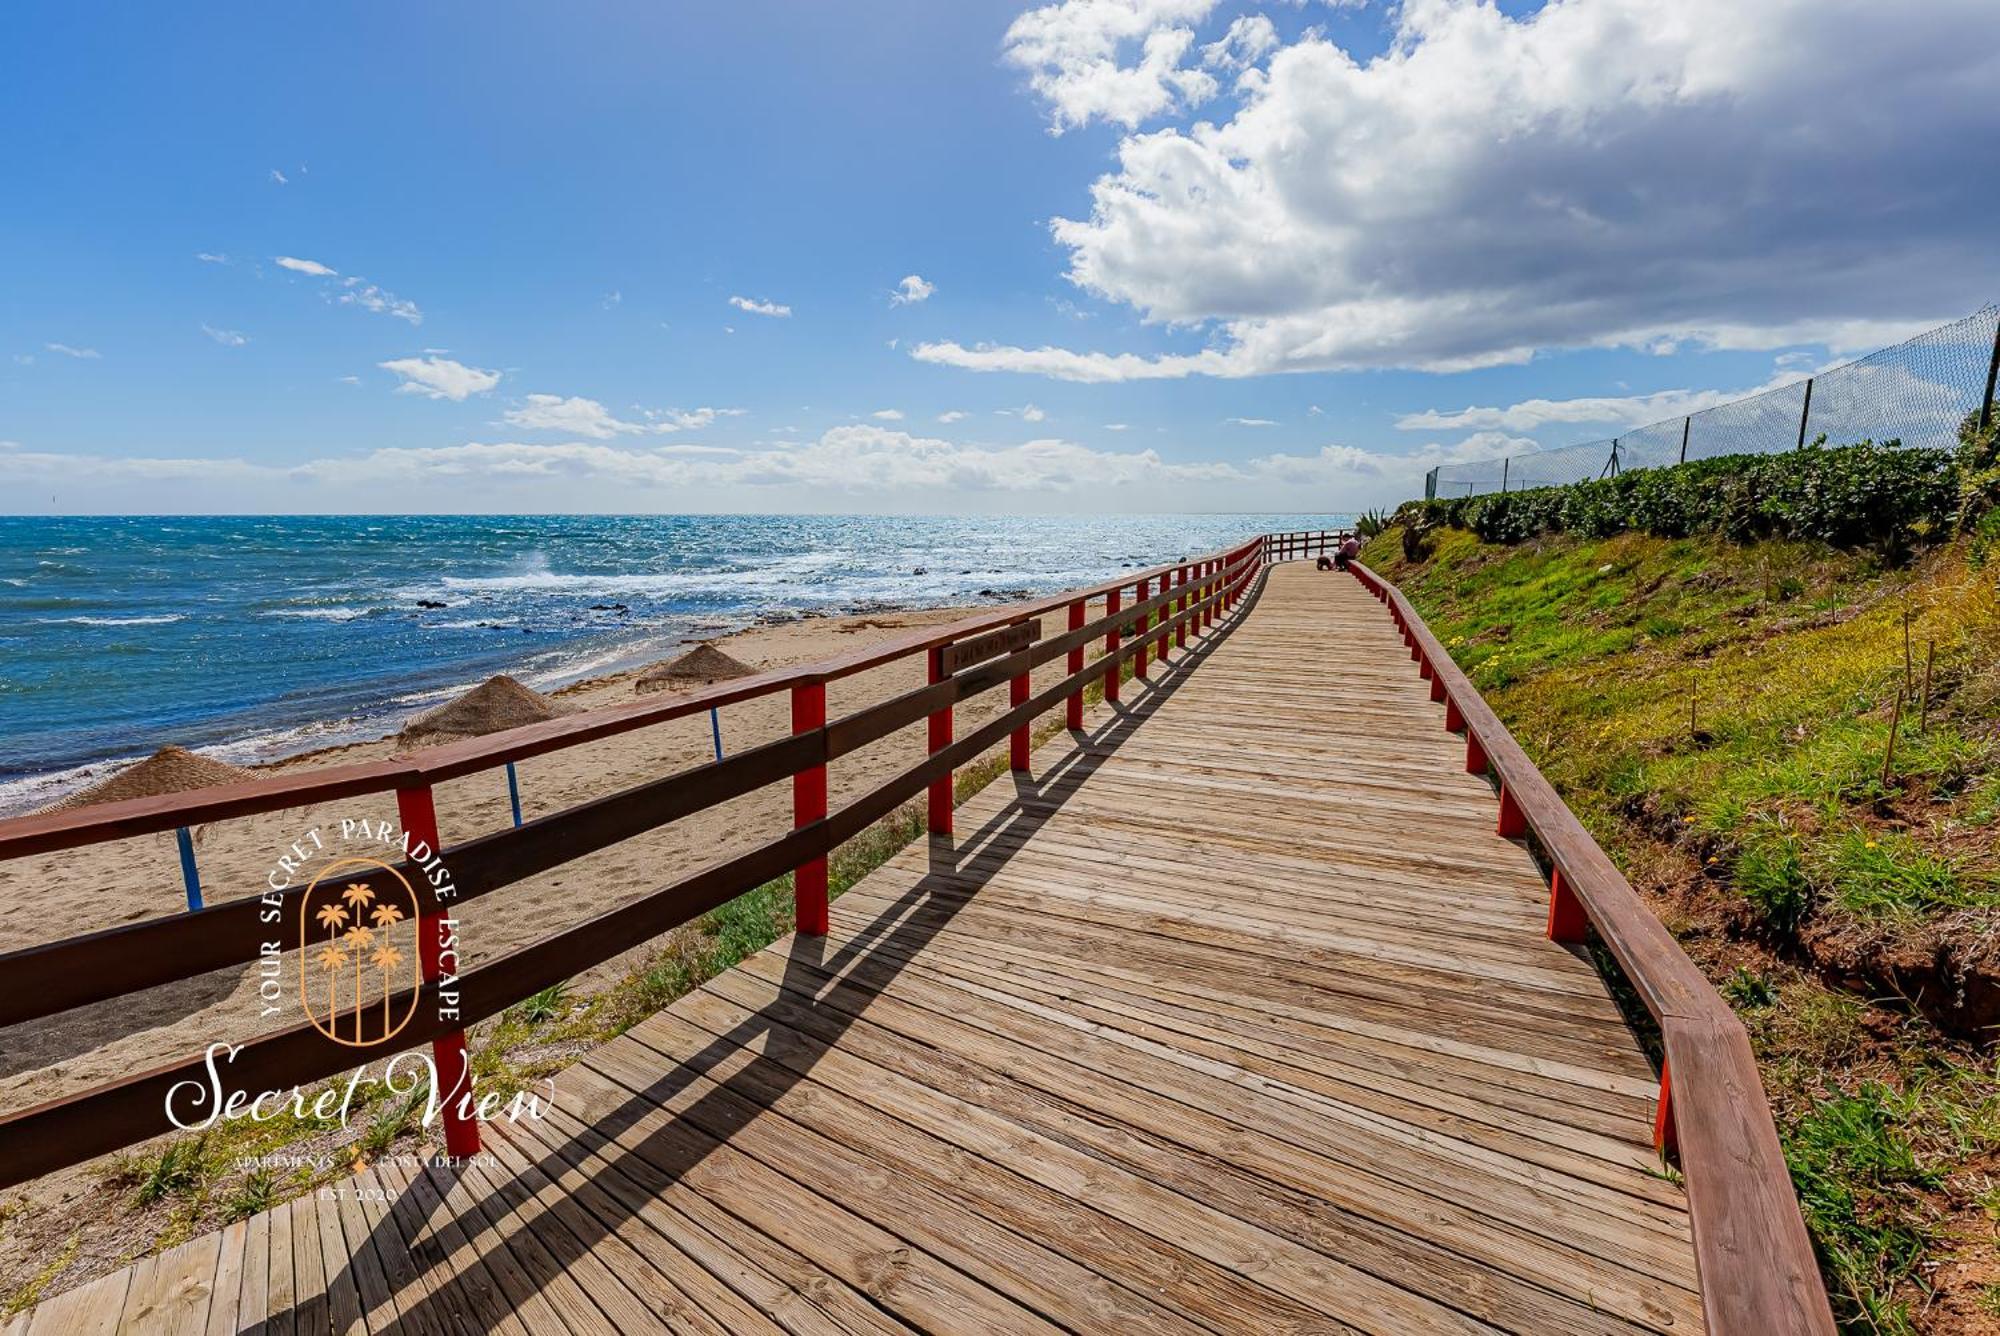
[1732, 821, 1812, 933]
[512, 980, 572, 1024]
[1720, 967, 1776, 1009]
[131, 1137, 208, 1205]
[223, 1169, 277, 1222]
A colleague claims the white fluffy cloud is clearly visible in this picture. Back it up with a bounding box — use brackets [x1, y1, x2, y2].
[937, 410, 969, 423]
[201, 324, 249, 347]
[501, 395, 745, 437]
[890, 275, 935, 305]
[729, 295, 792, 318]
[45, 343, 99, 359]
[1004, 0, 1221, 133]
[275, 256, 336, 276]
[503, 394, 642, 438]
[949, 0, 2000, 379]
[1200, 13, 1277, 70]
[379, 356, 501, 401]
[339, 279, 422, 325]
[872, 409, 906, 421]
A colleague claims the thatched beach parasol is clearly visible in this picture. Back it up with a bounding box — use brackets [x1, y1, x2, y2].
[634, 642, 757, 694]
[398, 674, 578, 827]
[47, 745, 255, 811]
[397, 674, 576, 747]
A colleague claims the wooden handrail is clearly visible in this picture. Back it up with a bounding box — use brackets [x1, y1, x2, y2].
[0, 540, 1268, 1186]
[1348, 561, 1834, 1336]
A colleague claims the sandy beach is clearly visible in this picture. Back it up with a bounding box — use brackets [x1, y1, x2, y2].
[0, 599, 1103, 1112]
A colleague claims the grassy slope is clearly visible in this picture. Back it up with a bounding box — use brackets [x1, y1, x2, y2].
[1365, 525, 2000, 1332]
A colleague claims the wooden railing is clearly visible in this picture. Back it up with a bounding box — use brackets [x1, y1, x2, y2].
[1262, 529, 1340, 563]
[0, 538, 1267, 1186]
[1347, 561, 1836, 1336]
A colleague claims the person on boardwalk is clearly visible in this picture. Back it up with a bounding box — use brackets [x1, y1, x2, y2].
[1335, 531, 1361, 571]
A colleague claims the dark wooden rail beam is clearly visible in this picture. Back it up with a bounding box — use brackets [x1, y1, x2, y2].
[1348, 560, 1834, 1336]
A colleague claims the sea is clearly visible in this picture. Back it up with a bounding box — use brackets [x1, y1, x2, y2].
[0, 513, 1349, 812]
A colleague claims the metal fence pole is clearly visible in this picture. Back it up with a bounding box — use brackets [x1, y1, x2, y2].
[1425, 466, 1439, 501]
[1500, 457, 1509, 494]
[1980, 315, 2000, 438]
[1796, 377, 1815, 448]
[1679, 416, 1690, 465]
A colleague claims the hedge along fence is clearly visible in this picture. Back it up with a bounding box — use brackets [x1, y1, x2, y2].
[1399, 438, 1971, 556]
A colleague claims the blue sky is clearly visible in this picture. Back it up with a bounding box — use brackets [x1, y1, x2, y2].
[3, 0, 1995, 513]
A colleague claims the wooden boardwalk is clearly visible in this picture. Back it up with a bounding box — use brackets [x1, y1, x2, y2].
[18, 563, 1701, 1334]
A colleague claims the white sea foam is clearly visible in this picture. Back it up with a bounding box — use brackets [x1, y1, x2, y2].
[36, 614, 186, 626]
[261, 607, 373, 621]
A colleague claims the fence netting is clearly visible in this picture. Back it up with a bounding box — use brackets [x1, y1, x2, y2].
[1426, 306, 2000, 498]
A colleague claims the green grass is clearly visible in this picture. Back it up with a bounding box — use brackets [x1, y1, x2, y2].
[1368, 523, 2000, 1328]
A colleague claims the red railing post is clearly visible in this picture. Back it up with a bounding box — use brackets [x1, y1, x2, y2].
[1546, 866, 1588, 942]
[1175, 565, 1189, 649]
[1654, 1060, 1677, 1156]
[790, 683, 829, 934]
[1429, 673, 1447, 703]
[1444, 696, 1464, 732]
[1497, 784, 1527, 838]
[1466, 730, 1488, 775]
[1104, 588, 1122, 703]
[393, 784, 480, 1160]
[1134, 576, 1151, 678]
[1206, 560, 1217, 629]
[1008, 634, 1031, 771]
[1065, 600, 1086, 729]
[927, 649, 953, 835]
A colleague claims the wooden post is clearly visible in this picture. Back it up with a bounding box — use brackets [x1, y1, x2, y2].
[1065, 600, 1086, 729]
[1546, 867, 1587, 942]
[1879, 689, 1903, 792]
[1429, 672, 1447, 703]
[1444, 697, 1464, 732]
[175, 826, 203, 912]
[791, 682, 829, 933]
[1497, 785, 1527, 838]
[1920, 640, 1936, 731]
[1654, 1061, 1677, 1156]
[1134, 576, 1151, 678]
[1104, 588, 1122, 703]
[1466, 731, 1488, 775]
[393, 784, 480, 1159]
[927, 649, 953, 834]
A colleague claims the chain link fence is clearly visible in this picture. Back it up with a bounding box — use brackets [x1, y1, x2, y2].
[1426, 306, 2000, 499]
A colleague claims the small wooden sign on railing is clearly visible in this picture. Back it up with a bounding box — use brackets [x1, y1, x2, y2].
[938, 619, 1039, 674]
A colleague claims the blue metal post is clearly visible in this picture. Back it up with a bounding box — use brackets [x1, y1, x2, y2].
[505, 761, 523, 828]
[710, 707, 724, 761]
[175, 826, 203, 911]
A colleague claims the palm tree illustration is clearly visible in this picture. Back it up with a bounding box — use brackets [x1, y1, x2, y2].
[315, 943, 346, 1031]
[370, 942, 404, 1031]
[343, 924, 376, 1040]
[370, 902, 405, 931]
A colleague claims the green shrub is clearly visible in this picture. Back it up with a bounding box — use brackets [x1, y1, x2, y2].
[1421, 441, 1960, 558]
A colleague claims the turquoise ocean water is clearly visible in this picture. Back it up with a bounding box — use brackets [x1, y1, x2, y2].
[0, 514, 1347, 811]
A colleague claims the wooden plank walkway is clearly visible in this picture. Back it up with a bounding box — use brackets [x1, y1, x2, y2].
[18, 562, 1701, 1334]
